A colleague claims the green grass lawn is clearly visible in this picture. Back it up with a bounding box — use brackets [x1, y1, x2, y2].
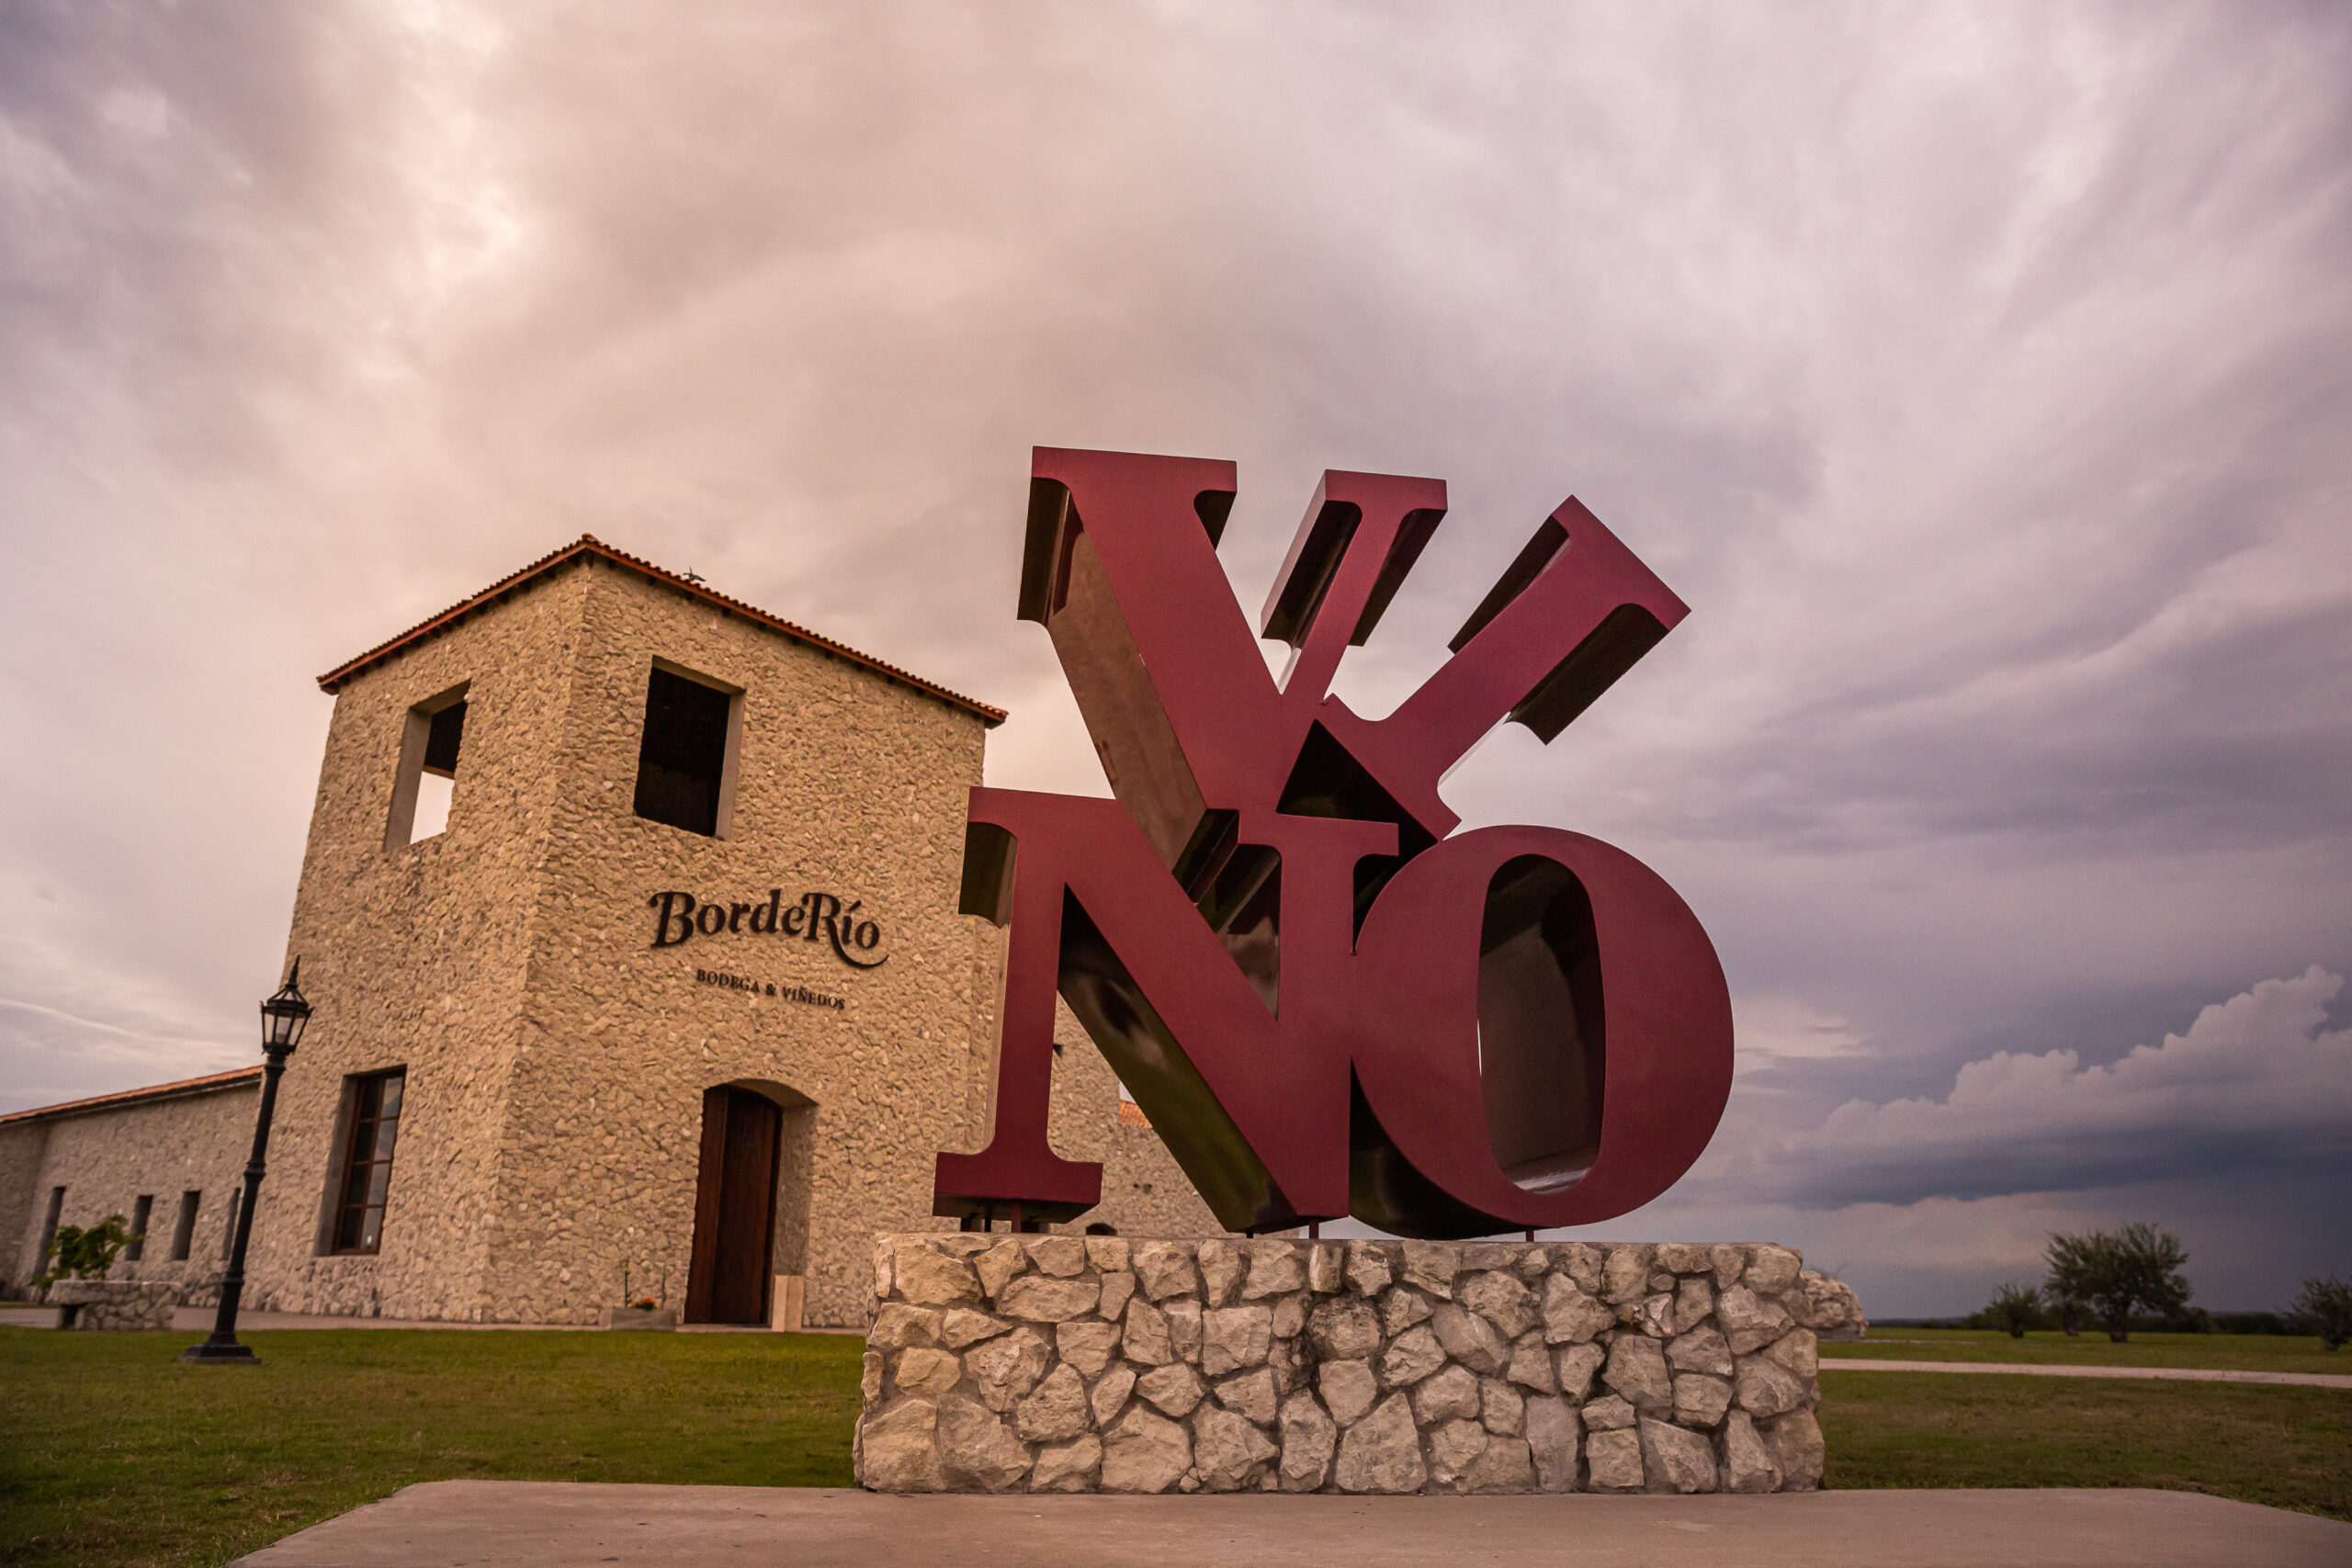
[0, 1327, 863, 1568]
[3, 1325, 2346, 1568]
[1822, 1369, 2352, 1521]
[1826, 1326, 2351, 1376]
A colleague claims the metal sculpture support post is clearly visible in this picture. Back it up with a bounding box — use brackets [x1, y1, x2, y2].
[181, 961, 311, 1365]
[935, 450, 1735, 1238]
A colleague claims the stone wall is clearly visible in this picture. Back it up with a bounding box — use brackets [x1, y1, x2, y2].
[4, 1083, 257, 1296]
[51, 1279, 177, 1331]
[855, 1235, 1865, 1495]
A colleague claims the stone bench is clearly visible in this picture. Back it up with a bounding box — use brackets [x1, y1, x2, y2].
[855, 1235, 1864, 1495]
[50, 1279, 178, 1331]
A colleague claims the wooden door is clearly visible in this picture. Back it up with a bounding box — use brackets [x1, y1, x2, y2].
[685, 1087, 782, 1324]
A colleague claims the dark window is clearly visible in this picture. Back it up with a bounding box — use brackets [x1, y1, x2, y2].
[169, 1191, 200, 1261]
[37, 1186, 63, 1272]
[331, 1070, 407, 1254]
[125, 1194, 153, 1260]
[633, 667, 734, 836]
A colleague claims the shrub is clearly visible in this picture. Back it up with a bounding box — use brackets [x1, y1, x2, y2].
[34, 1214, 142, 1287]
[2290, 1274, 2352, 1351]
[2043, 1223, 2191, 1343]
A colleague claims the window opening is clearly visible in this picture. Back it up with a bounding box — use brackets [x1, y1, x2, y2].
[331, 1069, 407, 1254]
[632, 664, 741, 838]
[125, 1194, 153, 1260]
[386, 683, 469, 849]
[37, 1186, 63, 1273]
[169, 1191, 200, 1261]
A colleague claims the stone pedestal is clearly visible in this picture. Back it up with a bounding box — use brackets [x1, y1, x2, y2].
[854, 1235, 1863, 1496]
[51, 1279, 177, 1331]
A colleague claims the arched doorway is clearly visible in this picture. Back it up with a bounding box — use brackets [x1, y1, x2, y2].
[684, 1083, 810, 1325]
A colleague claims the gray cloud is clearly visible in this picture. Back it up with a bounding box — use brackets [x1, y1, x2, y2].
[3, 2, 2348, 1308]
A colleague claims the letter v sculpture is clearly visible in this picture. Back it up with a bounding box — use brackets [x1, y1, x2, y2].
[938, 449, 1732, 1238]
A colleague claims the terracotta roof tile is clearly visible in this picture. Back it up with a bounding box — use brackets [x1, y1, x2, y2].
[0, 1066, 263, 1126]
[315, 535, 1006, 726]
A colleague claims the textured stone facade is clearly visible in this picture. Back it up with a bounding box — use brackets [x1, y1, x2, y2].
[855, 1235, 1864, 1495]
[1, 1074, 256, 1301]
[3, 542, 1238, 1323]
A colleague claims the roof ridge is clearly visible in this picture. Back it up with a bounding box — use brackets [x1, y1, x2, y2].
[0, 1065, 264, 1125]
[314, 536, 1006, 725]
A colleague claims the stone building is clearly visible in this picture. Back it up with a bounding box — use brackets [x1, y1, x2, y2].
[1, 537, 1217, 1327]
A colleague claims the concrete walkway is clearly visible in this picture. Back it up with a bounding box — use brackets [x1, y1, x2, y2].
[1826, 1358, 2352, 1391]
[232, 1483, 2349, 1567]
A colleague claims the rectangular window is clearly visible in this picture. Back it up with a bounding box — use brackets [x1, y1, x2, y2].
[37, 1186, 63, 1273]
[331, 1069, 407, 1254]
[385, 682, 470, 849]
[632, 663, 742, 838]
[169, 1191, 200, 1262]
[125, 1194, 153, 1260]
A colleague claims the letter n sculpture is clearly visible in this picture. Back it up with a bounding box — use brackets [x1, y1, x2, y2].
[938, 449, 1732, 1237]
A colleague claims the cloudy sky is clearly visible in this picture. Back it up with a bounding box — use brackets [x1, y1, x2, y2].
[4, 1, 2346, 1315]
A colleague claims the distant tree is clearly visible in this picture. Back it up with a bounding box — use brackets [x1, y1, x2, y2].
[1972, 1281, 2043, 1337]
[2291, 1274, 2352, 1352]
[2043, 1223, 2191, 1343]
[2050, 1291, 2087, 1337]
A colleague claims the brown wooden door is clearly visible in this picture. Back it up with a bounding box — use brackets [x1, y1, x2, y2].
[684, 1087, 782, 1324]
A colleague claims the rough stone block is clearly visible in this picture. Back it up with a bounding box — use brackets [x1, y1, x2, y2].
[938, 1396, 1032, 1492]
[966, 1326, 1050, 1412]
[1601, 1333, 1673, 1415]
[1317, 1359, 1378, 1427]
[1674, 1276, 1714, 1334]
[1720, 1409, 1781, 1494]
[1215, 1367, 1278, 1424]
[1084, 1236, 1131, 1275]
[1101, 1406, 1190, 1494]
[1307, 1242, 1346, 1294]
[1429, 1417, 1489, 1490]
[1507, 1333, 1558, 1393]
[894, 1347, 962, 1399]
[1744, 1245, 1803, 1296]
[1193, 1406, 1278, 1491]
[1278, 1393, 1337, 1491]
[1672, 1371, 1733, 1428]
[1431, 1302, 1510, 1375]
[1089, 1364, 1136, 1429]
[938, 1308, 1010, 1350]
[1585, 1427, 1645, 1492]
[1015, 1364, 1091, 1443]
[1764, 1327, 1818, 1378]
[1580, 1393, 1635, 1430]
[1164, 1298, 1204, 1360]
[1097, 1271, 1136, 1324]
[1344, 1242, 1394, 1296]
[1736, 1354, 1810, 1419]
[999, 1275, 1100, 1324]
[1136, 1361, 1204, 1418]
[1241, 1242, 1306, 1299]
[1555, 1342, 1607, 1401]
[1380, 1324, 1447, 1388]
[975, 1240, 1028, 1299]
[1715, 1285, 1793, 1355]
[897, 1247, 980, 1306]
[857, 1397, 939, 1492]
[1639, 1416, 1720, 1495]
[1027, 1235, 1087, 1278]
[1462, 1269, 1538, 1339]
[1030, 1434, 1102, 1493]
[1335, 1394, 1428, 1494]
[1410, 1364, 1481, 1427]
[1381, 1285, 1435, 1336]
[1763, 1409, 1825, 1491]
[1523, 1396, 1581, 1492]
[1197, 1239, 1243, 1306]
[1132, 1242, 1199, 1302]
[1666, 1325, 1734, 1378]
[1466, 1436, 1535, 1494]
[1540, 1274, 1613, 1345]
[1057, 1320, 1121, 1378]
[1480, 1377, 1525, 1437]
[1400, 1242, 1461, 1297]
[1601, 1245, 1654, 1304]
[1122, 1299, 1175, 1365]
[1202, 1304, 1272, 1376]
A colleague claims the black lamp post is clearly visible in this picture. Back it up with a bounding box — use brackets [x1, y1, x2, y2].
[181, 960, 311, 1366]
